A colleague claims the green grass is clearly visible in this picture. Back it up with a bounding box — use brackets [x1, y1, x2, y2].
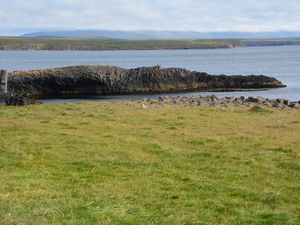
[0, 102, 299, 224]
[1, 37, 300, 51]
[0, 37, 240, 50]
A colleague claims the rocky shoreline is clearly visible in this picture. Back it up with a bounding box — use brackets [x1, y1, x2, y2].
[1, 65, 290, 107]
[8, 65, 285, 99]
[136, 95, 300, 110]
[1, 93, 299, 109]
[0, 94, 41, 106]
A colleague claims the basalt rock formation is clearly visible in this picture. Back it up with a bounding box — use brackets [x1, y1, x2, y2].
[8, 65, 286, 99]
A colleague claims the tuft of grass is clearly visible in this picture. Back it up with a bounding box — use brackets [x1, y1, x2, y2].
[258, 213, 289, 225]
[249, 105, 272, 113]
[277, 162, 300, 171]
[0, 102, 299, 224]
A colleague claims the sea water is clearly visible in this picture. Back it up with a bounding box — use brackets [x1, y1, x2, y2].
[0, 45, 299, 102]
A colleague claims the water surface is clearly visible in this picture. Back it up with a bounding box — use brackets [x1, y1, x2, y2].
[0, 45, 299, 101]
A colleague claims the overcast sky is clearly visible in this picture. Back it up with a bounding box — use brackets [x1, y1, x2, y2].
[1, 0, 300, 35]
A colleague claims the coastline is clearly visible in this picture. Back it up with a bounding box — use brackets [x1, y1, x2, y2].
[136, 95, 300, 110]
[40, 94, 300, 109]
[1, 37, 300, 51]
[7, 65, 285, 99]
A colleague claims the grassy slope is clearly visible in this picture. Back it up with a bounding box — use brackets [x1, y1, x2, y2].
[0, 37, 300, 51]
[0, 102, 299, 224]
[0, 37, 239, 50]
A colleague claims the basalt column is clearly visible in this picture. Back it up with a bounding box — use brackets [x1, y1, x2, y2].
[0, 70, 8, 94]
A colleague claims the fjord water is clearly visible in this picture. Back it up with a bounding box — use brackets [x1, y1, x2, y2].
[0, 45, 299, 102]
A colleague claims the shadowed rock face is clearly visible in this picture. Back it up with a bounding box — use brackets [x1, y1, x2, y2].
[8, 65, 286, 99]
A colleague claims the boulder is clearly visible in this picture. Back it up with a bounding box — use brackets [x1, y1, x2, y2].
[248, 97, 259, 103]
[283, 99, 290, 106]
[272, 102, 281, 108]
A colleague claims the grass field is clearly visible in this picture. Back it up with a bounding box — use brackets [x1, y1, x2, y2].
[0, 37, 239, 50]
[0, 102, 299, 224]
[1, 37, 300, 51]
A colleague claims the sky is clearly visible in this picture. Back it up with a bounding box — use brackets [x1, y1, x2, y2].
[0, 0, 300, 35]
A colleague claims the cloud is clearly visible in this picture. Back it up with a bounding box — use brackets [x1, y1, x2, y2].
[0, 0, 299, 35]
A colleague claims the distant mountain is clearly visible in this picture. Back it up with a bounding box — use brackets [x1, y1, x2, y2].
[22, 30, 300, 39]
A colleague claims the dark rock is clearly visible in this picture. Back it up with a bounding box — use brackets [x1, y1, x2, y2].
[283, 99, 290, 106]
[8, 65, 286, 99]
[158, 96, 164, 101]
[210, 95, 218, 101]
[248, 97, 259, 103]
[276, 99, 285, 104]
[4, 95, 42, 106]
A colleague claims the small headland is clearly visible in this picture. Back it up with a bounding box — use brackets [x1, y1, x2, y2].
[0, 65, 291, 108]
[8, 65, 285, 98]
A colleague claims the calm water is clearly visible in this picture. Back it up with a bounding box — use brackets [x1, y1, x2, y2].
[0, 45, 299, 102]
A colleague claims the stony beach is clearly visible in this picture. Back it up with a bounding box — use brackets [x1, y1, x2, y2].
[137, 95, 300, 110]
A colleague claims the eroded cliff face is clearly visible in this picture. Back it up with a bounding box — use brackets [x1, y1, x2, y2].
[8, 65, 285, 99]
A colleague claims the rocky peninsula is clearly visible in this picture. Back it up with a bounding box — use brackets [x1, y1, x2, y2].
[8, 65, 285, 99]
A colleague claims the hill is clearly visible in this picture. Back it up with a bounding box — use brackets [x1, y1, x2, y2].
[1, 37, 300, 51]
[22, 30, 300, 39]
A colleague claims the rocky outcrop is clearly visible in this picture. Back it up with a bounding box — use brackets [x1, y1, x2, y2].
[0, 93, 41, 106]
[8, 65, 286, 99]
